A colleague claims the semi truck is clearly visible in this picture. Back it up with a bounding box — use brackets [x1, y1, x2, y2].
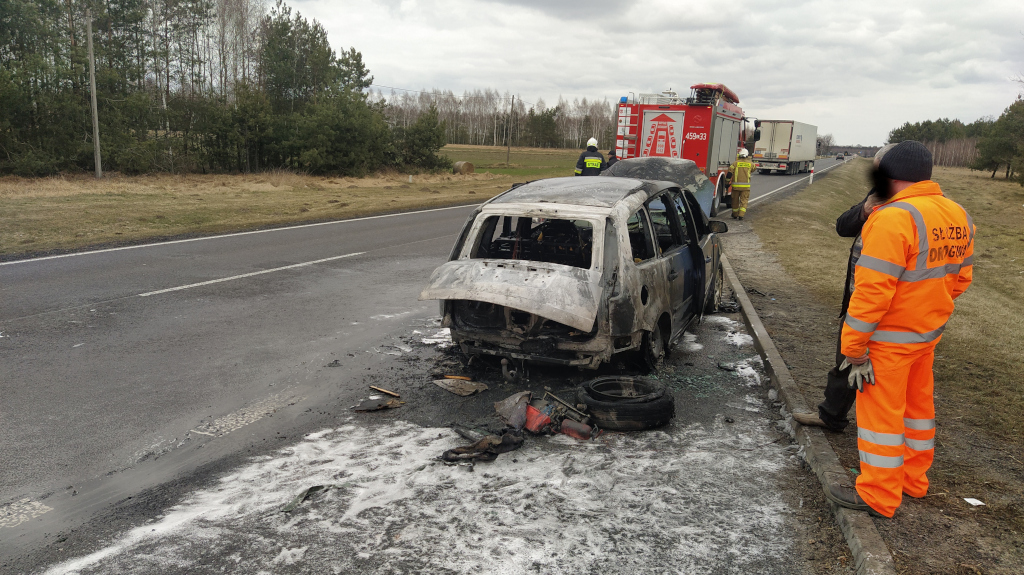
[751, 120, 817, 175]
[615, 84, 755, 216]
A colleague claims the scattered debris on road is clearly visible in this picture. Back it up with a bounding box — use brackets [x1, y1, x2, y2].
[441, 432, 524, 462]
[368, 385, 400, 397]
[432, 378, 488, 396]
[353, 397, 403, 412]
[494, 391, 531, 430]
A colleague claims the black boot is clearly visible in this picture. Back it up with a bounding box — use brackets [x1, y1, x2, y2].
[825, 482, 886, 518]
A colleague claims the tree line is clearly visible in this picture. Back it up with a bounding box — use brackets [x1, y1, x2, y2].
[0, 0, 621, 178]
[887, 105, 1024, 183]
[371, 88, 618, 152]
[0, 0, 450, 176]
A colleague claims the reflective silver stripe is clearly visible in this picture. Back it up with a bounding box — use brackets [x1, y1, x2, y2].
[900, 262, 962, 282]
[905, 437, 935, 451]
[962, 255, 973, 266]
[844, 314, 878, 333]
[857, 255, 905, 278]
[880, 202, 929, 271]
[871, 325, 945, 344]
[858, 428, 905, 447]
[903, 417, 935, 431]
[859, 450, 904, 468]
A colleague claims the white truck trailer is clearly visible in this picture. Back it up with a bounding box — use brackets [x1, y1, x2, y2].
[751, 120, 817, 175]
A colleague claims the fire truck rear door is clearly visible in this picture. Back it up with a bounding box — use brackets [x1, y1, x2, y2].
[640, 111, 684, 158]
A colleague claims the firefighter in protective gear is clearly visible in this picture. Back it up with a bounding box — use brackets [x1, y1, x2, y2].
[575, 137, 605, 176]
[828, 140, 974, 518]
[726, 148, 753, 219]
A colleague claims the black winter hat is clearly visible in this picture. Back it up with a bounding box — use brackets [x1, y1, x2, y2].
[879, 140, 932, 182]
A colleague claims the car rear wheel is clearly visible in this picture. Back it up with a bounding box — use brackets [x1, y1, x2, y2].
[640, 319, 668, 373]
[709, 179, 721, 217]
[705, 262, 724, 314]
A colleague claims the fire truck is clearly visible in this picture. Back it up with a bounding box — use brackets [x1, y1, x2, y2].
[615, 84, 754, 216]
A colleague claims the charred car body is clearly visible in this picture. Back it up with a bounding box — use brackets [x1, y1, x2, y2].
[420, 164, 726, 371]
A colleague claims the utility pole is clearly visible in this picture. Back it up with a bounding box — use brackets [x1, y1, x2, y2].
[86, 9, 102, 178]
[506, 95, 514, 167]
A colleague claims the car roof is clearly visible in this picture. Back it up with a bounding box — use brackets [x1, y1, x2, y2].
[600, 157, 703, 190]
[488, 176, 661, 208]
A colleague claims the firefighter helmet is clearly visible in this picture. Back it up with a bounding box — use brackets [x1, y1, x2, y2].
[739, 148, 749, 158]
[587, 137, 598, 148]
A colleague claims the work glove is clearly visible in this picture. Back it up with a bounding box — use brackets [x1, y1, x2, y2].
[839, 358, 875, 392]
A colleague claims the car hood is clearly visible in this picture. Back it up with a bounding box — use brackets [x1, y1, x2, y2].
[419, 260, 603, 332]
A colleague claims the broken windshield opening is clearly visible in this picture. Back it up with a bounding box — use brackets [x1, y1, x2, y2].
[470, 215, 595, 269]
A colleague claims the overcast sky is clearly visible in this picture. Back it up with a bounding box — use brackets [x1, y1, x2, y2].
[294, 0, 1023, 145]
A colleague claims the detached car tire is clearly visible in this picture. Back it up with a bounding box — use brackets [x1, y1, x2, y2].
[579, 379, 675, 431]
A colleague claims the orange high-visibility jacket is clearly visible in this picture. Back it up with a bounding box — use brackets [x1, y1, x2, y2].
[841, 181, 974, 357]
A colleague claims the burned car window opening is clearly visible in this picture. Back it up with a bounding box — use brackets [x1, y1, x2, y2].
[627, 209, 656, 263]
[670, 191, 694, 244]
[471, 215, 595, 269]
[646, 194, 685, 254]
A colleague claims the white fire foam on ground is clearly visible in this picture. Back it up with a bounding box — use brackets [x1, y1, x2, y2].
[47, 415, 801, 574]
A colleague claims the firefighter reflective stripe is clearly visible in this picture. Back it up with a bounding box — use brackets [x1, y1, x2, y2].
[860, 450, 903, 468]
[858, 428, 904, 446]
[574, 168, 582, 175]
[870, 325, 945, 344]
[731, 183, 750, 188]
[585, 158, 602, 168]
[844, 314, 878, 333]
[905, 437, 935, 450]
[857, 255, 905, 278]
[903, 417, 935, 430]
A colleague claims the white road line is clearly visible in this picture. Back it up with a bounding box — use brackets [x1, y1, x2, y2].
[138, 252, 363, 297]
[1, 204, 477, 267]
[748, 161, 845, 206]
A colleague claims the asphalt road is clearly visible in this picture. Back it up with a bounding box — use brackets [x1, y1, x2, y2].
[0, 161, 846, 570]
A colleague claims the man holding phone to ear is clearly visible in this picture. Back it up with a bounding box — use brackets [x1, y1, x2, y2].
[823, 140, 973, 518]
[793, 144, 895, 432]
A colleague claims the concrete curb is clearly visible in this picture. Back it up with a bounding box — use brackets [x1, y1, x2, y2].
[720, 254, 897, 575]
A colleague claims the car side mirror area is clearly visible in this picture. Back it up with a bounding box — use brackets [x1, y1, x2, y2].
[708, 220, 728, 234]
[753, 129, 761, 141]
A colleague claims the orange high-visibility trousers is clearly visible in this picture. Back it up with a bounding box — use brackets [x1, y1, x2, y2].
[855, 340, 936, 517]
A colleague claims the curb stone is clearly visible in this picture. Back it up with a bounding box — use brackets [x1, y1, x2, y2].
[720, 254, 897, 575]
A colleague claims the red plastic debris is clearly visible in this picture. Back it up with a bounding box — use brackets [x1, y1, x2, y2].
[560, 419, 593, 441]
[524, 405, 552, 433]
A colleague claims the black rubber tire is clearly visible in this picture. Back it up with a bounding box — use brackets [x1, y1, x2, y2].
[581, 376, 666, 404]
[704, 262, 724, 314]
[579, 384, 675, 431]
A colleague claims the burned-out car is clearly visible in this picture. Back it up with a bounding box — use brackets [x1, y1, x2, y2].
[419, 171, 727, 371]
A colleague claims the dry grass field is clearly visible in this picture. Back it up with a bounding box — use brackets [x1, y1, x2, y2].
[0, 145, 583, 259]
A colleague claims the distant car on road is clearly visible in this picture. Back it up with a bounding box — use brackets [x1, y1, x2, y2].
[836, 154, 845, 160]
[420, 176, 728, 372]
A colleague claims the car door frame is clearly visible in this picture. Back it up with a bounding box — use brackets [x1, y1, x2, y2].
[644, 191, 695, 343]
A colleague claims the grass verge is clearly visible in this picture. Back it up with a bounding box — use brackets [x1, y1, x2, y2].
[0, 145, 583, 260]
[753, 158, 1024, 443]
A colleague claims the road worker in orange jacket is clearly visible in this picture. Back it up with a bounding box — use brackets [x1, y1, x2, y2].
[826, 140, 974, 518]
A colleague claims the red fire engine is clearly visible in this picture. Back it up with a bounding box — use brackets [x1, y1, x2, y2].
[615, 84, 753, 216]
